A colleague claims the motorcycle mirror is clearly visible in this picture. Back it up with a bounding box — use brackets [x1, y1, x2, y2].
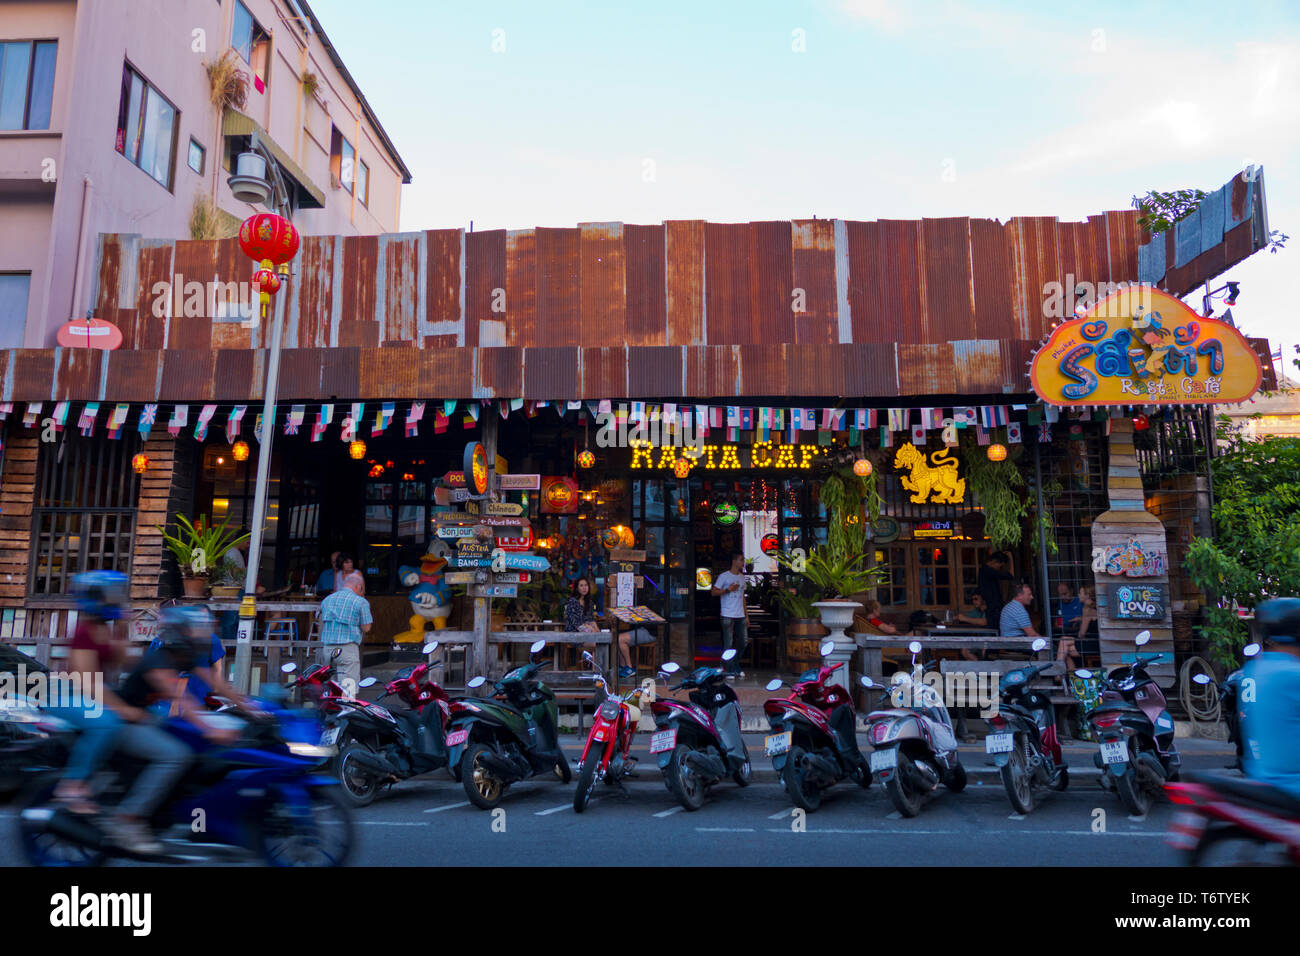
[908, 640, 922, 654]
[582, 651, 595, 665]
[467, 676, 487, 689]
[859, 676, 876, 688]
[358, 677, 378, 688]
[1031, 638, 1047, 652]
[1135, 630, 1151, 647]
[422, 641, 439, 655]
[281, 662, 297, 674]
[1192, 673, 1213, 685]
[819, 640, 836, 657]
[660, 662, 681, 674]
[721, 648, 738, 661]
[765, 678, 784, 691]
[529, 639, 546, 655]
[1243, 643, 1261, 657]
[1074, 669, 1093, 679]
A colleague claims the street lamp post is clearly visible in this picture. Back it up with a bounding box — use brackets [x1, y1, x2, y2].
[228, 135, 295, 694]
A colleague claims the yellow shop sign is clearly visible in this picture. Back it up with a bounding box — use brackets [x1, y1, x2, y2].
[1030, 287, 1262, 406]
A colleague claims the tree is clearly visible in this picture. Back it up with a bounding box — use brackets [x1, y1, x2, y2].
[1184, 434, 1300, 668]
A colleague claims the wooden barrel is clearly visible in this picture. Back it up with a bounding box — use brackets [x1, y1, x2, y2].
[785, 618, 829, 671]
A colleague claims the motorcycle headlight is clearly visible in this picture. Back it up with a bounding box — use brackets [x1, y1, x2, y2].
[287, 742, 336, 759]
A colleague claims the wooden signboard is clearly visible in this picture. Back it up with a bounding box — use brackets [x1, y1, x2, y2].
[485, 502, 524, 516]
[609, 549, 646, 563]
[436, 526, 477, 539]
[457, 540, 492, 559]
[497, 473, 541, 491]
[472, 584, 518, 599]
[1109, 583, 1167, 621]
[444, 570, 482, 585]
[482, 516, 529, 528]
[491, 552, 550, 572]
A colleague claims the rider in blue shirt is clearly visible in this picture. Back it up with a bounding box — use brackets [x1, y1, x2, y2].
[1240, 598, 1300, 801]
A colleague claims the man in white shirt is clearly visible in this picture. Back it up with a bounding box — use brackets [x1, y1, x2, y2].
[711, 553, 749, 675]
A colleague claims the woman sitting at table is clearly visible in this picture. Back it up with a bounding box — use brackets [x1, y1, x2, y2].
[955, 592, 989, 662]
[852, 599, 898, 636]
[1071, 586, 1100, 665]
[564, 577, 600, 634]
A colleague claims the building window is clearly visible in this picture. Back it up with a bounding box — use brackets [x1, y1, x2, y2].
[232, 1, 271, 89]
[115, 63, 178, 189]
[0, 273, 31, 348]
[330, 127, 354, 194]
[29, 432, 140, 596]
[0, 40, 57, 130]
[358, 159, 370, 206]
[187, 137, 205, 174]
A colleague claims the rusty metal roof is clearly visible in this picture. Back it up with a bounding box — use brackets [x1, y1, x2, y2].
[2, 208, 1188, 403]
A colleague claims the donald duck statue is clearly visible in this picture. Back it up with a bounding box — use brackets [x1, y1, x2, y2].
[393, 542, 452, 644]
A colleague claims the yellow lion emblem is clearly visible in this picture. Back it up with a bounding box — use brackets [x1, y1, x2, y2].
[894, 443, 965, 504]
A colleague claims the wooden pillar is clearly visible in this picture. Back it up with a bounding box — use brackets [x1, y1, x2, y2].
[470, 416, 497, 679]
[0, 430, 39, 608]
[1092, 418, 1174, 684]
[130, 435, 196, 603]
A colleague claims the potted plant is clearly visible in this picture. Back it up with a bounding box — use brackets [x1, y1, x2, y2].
[209, 561, 241, 599]
[158, 515, 249, 598]
[778, 548, 885, 680]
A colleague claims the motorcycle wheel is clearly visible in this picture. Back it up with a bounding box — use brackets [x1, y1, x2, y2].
[732, 758, 752, 788]
[665, 745, 706, 811]
[781, 747, 822, 812]
[258, 785, 353, 867]
[945, 760, 967, 793]
[1116, 767, 1152, 816]
[1192, 825, 1288, 866]
[17, 783, 105, 867]
[462, 743, 506, 810]
[1051, 766, 1070, 792]
[573, 753, 601, 814]
[884, 754, 922, 818]
[336, 742, 381, 808]
[1000, 746, 1034, 814]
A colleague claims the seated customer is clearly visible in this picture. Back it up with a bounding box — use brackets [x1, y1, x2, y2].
[956, 593, 988, 627]
[999, 583, 1041, 638]
[1056, 583, 1083, 634]
[852, 599, 898, 635]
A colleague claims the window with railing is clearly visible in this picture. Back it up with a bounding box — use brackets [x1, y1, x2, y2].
[29, 433, 140, 595]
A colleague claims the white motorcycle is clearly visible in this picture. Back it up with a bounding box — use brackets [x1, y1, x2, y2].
[861, 641, 966, 817]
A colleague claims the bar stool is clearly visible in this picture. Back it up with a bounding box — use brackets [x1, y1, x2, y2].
[264, 617, 298, 642]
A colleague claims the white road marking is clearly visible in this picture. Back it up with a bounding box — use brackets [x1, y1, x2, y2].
[356, 821, 429, 826]
[885, 811, 902, 820]
[758, 828, 1166, 836]
[653, 806, 684, 818]
[1008, 813, 1026, 821]
[535, 805, 572, 816]
[424, 801, 471, 814]
[695, 827, 756, 832]
[768, 809, 794, 820]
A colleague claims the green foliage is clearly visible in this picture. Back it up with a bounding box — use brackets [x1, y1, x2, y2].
[157, 514, 249, 579]
[1029, 478, 1063, 557]
[862, 466, 883, 524]
[960, 432, 1029, 551]
[1131, 188, 1206, 235]
[777, 547, 885, 607]
[513, 567, 569, 621]
[1184, 435, 1300, 668]
[820, 470, 867, 563]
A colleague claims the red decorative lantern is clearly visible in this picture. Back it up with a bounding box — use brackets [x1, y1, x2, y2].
[673, 458, 691, 479]
[131, 453, 149, 475]
[853, 458, 873, 477]
[239, 213, 300, 265]
[577, 449, 595, 469]
[1133, 413, 1150, 431]
[252, 269, 281, 296]
[232, 440, 250, 462]
[987, 443, 1008, 462]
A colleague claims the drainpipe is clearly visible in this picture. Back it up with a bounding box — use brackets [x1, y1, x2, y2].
[68, 175, 94, 321]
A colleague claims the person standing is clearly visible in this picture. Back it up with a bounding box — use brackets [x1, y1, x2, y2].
[317, 571, 371, 695]
[999, 583, 1041, 638]
[711, 553, 749, 675]
[978, 552, 1014, 625]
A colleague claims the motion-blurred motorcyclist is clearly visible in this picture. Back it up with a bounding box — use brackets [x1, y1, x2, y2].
[1239, 598, 1300, 802]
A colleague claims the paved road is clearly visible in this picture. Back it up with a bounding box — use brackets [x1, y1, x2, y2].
[0, 737, 1235, 866]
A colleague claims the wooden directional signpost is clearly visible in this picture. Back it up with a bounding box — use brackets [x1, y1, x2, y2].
[491, 550, 550, 573]
[485, 501, 525, 516]
[436, 525, 477, 540]
[497, 473, 540, 491]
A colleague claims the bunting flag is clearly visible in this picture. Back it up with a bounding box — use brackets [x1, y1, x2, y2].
[710, 407, 725, 429]
[976, 425, 990, 446]
[372, 401, 395, 436]
[466, 403, 479, 424]
[817, 429, 831, 446]
[78, 403, 100, 437]
[138, 404, 158, 440]
[169, 404, 188, 437]
[525, 401, 539, 418]
[887, 408, 908, 431]
[1028, 406, 1043, 426]
[977, 405, 1008, 428]
[509, 398, 523, 415]
[1044, 405, 1060, 423]
[956, 406, 976, 427]
[880, 425, 893, 448]
[225, 406, 247, 444]
[350, 403, 365, 437]
[0, 403, 12, 420]
[311, 404, 333, 443]
[406, 402, 425, 437]
[499, 400, 510, 420]
[727, 426, 740, 443]
[1037, 422, 1052, 443]
[106, 403, 129, 439]
[741, 407, 753, 431]
[929, 408, 945, 430]
[434, 410, 448, 433]
[830, 408, 847, 430]
[566, 401, 583, 412]
[727, 406, 740, 428]
[442, 400, 457, 419]
[194, 404, 217, 441]
[772, 408, 784, 429]
[285, 405, 306, 436]
[1007, 422, 1023, 444]
[51, 402, 69, 432]
[253, 410, 274, 443]
[941, 418, 959, 446]
[598, 399, 612, 415]
[910, 423, 926, 445]
[23, 404, 41, 427]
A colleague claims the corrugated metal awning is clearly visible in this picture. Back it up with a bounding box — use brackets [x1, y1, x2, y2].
[222, 110, 326, 210]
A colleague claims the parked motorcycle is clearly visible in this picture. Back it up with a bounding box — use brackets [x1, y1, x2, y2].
[283, 648, 350, 711]
[17, 690, 351, 866]
[985, 638, 1068, 813]
[446, 639, 572, 810]
[1078, 630, 1180, 816]
[763, 639, 871, 811]
[649, 648, 752, 810]
[312, 641, 453, 807]
[1165, 771, 1300, 865]
[572, 651, 655, 813]
[862, 641, 966, 817]
[1191, 641, 1259, 771]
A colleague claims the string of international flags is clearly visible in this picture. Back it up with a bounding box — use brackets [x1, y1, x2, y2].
[0, 398, 1129, 447]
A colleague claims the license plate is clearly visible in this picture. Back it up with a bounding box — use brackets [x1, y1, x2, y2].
[985, 733, 1015, 754]
[765, 731, 792, 757]
[1100, 740, 1128, 764]
[319, 726, 340, 746]
[445, 729, 469, 748]
[869, 748, 898, 772]
[649, 729, 677, 754]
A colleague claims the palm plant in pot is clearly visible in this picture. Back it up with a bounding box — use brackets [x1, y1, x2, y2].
[778, 547, 885, 678]
[158, 515, 249, 598]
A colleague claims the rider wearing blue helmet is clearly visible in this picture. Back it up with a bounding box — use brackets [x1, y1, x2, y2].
[1240, 597, 1300, 801]
[148, 605, 253, 711]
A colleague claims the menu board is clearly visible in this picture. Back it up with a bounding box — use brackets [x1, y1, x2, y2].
[1109, 583, 1167, 621]
[606, 605, 666, 624]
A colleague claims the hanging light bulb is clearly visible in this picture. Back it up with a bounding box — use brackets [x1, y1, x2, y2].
[349, 440, 367, 460]
[232, 440, 250, 462]
[131, 453, 149, 475]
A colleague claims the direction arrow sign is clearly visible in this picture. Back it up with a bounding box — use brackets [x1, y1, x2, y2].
[485, 502, 525, 516]
[472, 584, 518, 599]
[450, 557, 493, 568]
[457, 540, 492, 558]
[434, 512, 479, 525]
[491, 551, 550, 572]
[443, 570, 481, 584]
[492, 572, 531, 584]
[482, 516, 529, 528]
[497, 474, 540, 491]
[442, 471, 466, 488]
[609, 549, 646, 563]
[436, 526, 478, 539]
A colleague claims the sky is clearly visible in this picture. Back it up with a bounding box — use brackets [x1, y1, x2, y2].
[309, 0, 1300, 375]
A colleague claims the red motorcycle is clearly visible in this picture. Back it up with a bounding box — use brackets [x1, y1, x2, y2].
[1165, 771, 1300, 865]
[573, 652, 654, 813]
[281, 649, 350, 712]
[762, 640, 871, 811]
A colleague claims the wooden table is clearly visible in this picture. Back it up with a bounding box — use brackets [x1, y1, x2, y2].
[856, 634, 1040, 682]
[203, 600, 323, 642]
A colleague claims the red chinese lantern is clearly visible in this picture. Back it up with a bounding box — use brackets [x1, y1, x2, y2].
[987, 443, 1008, 462]
[131, 453, 149, 475]
[252, 269, 281, 296]
[673, 458, 691, 479]
[238, 213, 300, 265]
[232, 440, 250, 462]
[577, 449, 595, 469]
[1133, 414, 1150, 431]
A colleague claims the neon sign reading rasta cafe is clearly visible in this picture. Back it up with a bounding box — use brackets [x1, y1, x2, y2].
[630, 440, 824, 471]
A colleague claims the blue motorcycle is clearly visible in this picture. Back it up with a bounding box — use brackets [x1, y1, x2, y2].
[17, 693, 352, 867]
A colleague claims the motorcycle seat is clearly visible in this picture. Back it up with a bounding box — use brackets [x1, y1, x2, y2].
[1185, 771, 1300, 816]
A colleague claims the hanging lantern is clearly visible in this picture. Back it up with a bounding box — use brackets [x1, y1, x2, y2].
[349, 439, 367, 460]
[987, 443, 1008, 462]
[1133, 413, 1150, 431]
[252, 268, 281, 296]
[577, 449, 595, 469]
[673, 458, 691, 479]
[131, 453, 149, 475]
[238, 213, 300, 265]
[232, 440, 250, 462]
[617, 525, 636, 548]
[600, 527, 621, 549]
[853, 458, 873, 477]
